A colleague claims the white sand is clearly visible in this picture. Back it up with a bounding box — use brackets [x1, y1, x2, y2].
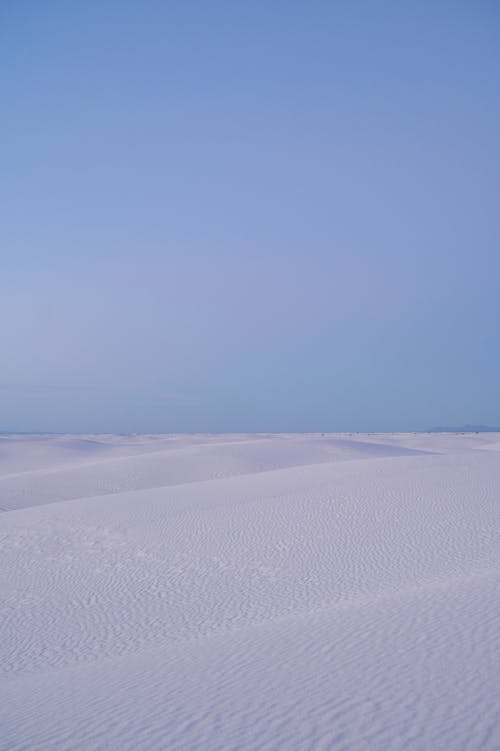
[1, 432, 499, 750]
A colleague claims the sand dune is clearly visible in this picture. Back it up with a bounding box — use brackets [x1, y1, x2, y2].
[0, 433, 429, 511]
[1, 433, 499, 750]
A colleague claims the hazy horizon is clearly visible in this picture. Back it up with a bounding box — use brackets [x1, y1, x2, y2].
[2, 2, 499, 433]
[3, 425, 500, 437]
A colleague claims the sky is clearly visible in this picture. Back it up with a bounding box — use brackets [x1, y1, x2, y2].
[1, 1, 499, 433]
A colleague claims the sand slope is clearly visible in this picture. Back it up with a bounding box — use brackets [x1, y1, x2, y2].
[1, 433, 499, 750]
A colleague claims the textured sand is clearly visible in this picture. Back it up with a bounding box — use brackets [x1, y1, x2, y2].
[1, 433, 499, 750]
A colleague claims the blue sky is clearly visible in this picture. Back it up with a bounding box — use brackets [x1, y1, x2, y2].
[1, 1, 499, 432]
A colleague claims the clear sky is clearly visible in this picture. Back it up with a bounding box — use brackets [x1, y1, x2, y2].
[1, 1, 499, 433]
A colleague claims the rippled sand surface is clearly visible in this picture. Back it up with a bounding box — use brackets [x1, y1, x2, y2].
[1, 432, 499, 750]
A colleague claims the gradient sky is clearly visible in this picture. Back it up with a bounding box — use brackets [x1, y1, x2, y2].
[1, 1, 499, 432]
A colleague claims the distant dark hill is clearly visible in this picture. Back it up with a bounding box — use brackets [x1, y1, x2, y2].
[429, 425, 500, 433]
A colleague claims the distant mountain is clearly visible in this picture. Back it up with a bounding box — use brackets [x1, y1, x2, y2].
[429, 425, 500, 433]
